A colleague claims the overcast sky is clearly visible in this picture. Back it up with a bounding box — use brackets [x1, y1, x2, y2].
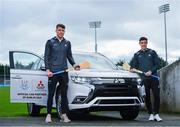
[0, 0, 180, 65]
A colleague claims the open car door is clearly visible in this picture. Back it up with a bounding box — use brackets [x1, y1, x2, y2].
[9, 51, 48, 105]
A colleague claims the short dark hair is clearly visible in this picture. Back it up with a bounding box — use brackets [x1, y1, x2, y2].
[56, 24, 65, 29]
[139, 37, 148, 42]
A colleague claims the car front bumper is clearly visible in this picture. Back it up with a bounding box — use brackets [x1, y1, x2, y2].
[69, 96, 142, 110]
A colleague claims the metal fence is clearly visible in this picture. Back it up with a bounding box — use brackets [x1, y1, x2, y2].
[0, 75, 10, 86]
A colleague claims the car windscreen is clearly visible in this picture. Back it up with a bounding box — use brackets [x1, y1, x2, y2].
[71, 54, 117, 70]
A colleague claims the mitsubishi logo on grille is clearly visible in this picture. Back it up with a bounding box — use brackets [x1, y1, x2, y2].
[114, 78, 125, 84]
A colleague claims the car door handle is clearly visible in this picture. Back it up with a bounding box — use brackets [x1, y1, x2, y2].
[11, 75, 22, 79]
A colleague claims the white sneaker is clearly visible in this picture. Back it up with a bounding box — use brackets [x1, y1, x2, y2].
[61, 114, 71, 123]
[154, 114, 162, 122]
[45, 114, 52, 123]
[148, 114, 154, 121]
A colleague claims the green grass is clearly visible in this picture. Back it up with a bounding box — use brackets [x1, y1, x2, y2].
[0, 87, 27, 117]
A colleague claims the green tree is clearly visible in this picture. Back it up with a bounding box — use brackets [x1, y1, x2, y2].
[116, 59, 125, 66]
[0, 64, 4, 75]
[158, 57, 167, 70]
[0, 64, 10, 76]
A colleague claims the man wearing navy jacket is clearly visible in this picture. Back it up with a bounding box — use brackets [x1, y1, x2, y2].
[130, 37, 162, 122]
[44, 23, 79, 123]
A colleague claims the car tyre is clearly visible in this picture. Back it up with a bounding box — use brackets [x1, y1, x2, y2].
[27, 103, 41, 116]
[120, 106, 139, 120]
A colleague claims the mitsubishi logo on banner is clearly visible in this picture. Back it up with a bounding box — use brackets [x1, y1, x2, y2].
[36, 80, 45, 89]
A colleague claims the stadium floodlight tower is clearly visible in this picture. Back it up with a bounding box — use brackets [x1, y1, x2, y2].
[159, 4, 170, 64]
[89, 21, 101, 53]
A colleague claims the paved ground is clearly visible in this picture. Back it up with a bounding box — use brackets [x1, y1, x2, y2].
[0, 111, 179, 126]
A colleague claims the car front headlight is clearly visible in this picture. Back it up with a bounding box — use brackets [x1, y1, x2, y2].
[136, 78, 142, 85]
[70, 76, 100, 84]
[132, 78, 142, 85]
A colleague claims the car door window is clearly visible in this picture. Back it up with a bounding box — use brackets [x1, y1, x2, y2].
[37, 59, 45, 70]
[13, 52, 40, 70]
[31, 58, 41, 70]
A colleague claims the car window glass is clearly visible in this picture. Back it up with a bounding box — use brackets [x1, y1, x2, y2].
[37, 60, 45, 70]
[13, 52, 39, 70]
[72, 54, 116, 70]
[31, 58, 41, 70]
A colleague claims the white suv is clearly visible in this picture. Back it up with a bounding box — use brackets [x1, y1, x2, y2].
[9, 51, 144, 120]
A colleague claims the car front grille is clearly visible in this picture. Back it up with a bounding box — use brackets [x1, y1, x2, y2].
[96, 84, 137, 96]
[85, 82, 139, 103]
[95, 84, 129, 96]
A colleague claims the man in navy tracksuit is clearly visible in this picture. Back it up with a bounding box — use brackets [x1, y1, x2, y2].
[130, 37, 162, 122]
[44, 24, 79, 123]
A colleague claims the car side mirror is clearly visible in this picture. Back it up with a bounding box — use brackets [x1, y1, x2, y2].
[40, 66, 46, 71]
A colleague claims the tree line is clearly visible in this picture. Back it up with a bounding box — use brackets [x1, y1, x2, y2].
[0, 64, 10, 76]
